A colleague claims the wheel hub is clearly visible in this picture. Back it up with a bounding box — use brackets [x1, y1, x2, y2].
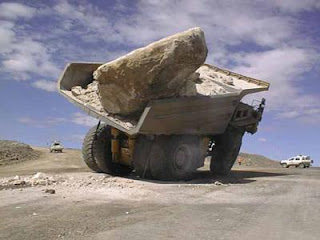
[173, 145, 192, 171]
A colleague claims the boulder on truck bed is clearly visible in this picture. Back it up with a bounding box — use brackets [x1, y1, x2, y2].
[93, 27, 208, 116]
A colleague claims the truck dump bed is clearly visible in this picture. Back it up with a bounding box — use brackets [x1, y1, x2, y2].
[58, 63, 269, 135]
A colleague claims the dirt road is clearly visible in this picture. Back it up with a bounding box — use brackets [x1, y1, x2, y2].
[0, 147, 88, 177]
[0, 148, 319, 240]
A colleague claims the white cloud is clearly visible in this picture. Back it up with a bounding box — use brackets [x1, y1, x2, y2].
[31, 80, 57, 92]
[297, 112, 320, 125]
[1, 34, 61, 81]
[66, 134, 85, 144]
[0, 3, 60, 82]
[30, 0, 296, 50]
[71, 113, 98, 127]
[51, 0, 121, 43]
[269, 0, 320, 13]
[275, 108, 320, 125]
[18, 117, 36, 125]
[18, 116, 66, 128]
[232, 47, 320, 122]
[17, 112, 97, 128]
[258, 138, 267, 142]
[111, 0, 296, 48]
[2, 0, 320, 124]
[233, 48, 316, 83]
[0, 2, 36, 19]
[0, 21, 15, 53]
[3, 38, 60, 76]
[276, 111, 299, 119]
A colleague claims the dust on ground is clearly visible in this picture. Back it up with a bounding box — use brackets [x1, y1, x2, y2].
[0, 142, 319, 240]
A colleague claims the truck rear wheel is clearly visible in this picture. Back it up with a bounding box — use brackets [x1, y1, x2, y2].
[133, 135, 202, 181]
[133, 136, 169, 179]
[132, 135, 154, 178]
[82, 124, 132, 175]
[167, 136, 201, 180]
[148, 137, 170, 180]
[210, 126, 244, 175]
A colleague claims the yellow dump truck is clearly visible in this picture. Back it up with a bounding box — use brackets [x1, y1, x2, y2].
[58, 62, 269, 180]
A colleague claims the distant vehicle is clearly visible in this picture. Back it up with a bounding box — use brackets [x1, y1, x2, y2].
[50, 141, 64, 153]
[280, 155, 313, 168]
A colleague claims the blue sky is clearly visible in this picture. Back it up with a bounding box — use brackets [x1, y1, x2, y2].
[0, 0, 319, 165]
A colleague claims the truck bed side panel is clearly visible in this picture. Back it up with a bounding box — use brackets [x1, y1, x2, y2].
[138, 95, 239, 135]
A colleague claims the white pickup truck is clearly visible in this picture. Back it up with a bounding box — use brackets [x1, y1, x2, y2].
[280, 155, 313, 168]
[49, 141, 64, 153]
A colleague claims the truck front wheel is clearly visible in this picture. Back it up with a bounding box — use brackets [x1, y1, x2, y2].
[82, 124, 132, 175]
[210, 126, 244, 175]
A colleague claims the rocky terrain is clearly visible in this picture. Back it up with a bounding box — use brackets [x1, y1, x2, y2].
[0, 140, 41, 166]
[0, 143, 85, 178]
[237, 152, 281, 168]
[0, 141, 319, 240]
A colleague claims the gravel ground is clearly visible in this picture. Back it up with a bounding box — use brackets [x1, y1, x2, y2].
[0, 146, 319, 240]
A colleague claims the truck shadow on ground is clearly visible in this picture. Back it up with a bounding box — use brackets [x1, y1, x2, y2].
[128, 169, 294, 185]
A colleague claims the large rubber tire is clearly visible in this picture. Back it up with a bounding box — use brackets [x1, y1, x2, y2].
[132, 135, 154, 178]
[82, 125, 103, 172]
[82, 124, 132, 175]
[133, 135, 202, 181]
[210, 126, 244, 175]
[166, 136, 202, 180]
[133, 136, 170, 179]
[148, 137, 170, 180]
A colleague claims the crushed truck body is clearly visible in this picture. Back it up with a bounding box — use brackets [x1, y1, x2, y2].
[58, 28, 270, 180]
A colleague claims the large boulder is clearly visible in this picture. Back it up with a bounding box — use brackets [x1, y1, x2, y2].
[93, 27, 208, 116]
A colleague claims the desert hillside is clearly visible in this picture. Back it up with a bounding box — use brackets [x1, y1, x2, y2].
[236, 152, 280, 168]
[0, 140, 41, 166]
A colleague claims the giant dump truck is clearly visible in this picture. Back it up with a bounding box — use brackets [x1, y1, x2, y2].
[58, 62, 269, 180]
